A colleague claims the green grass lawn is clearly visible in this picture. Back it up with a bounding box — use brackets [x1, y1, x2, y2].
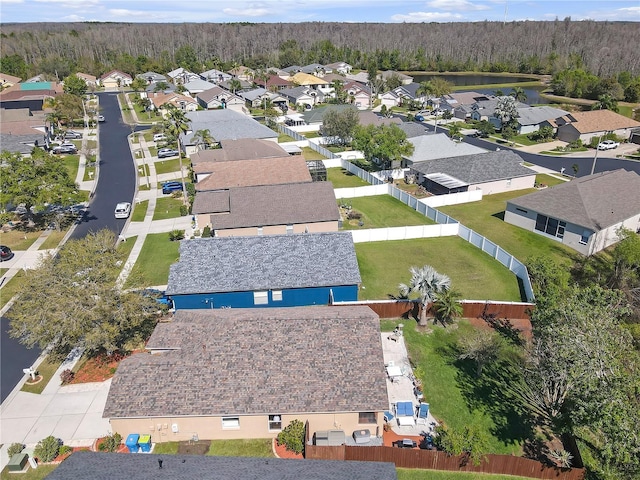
[327, 167, 370, 188]
[62, 155, 80, 180]
[20, 355, 60, 394]
[340, 195, 436, 230]
[0, 464, 57, 480]
[39, 228, 68, 250]
[131, 200, 149, 222]
[154, 158, 182, 175]
[302, 146, 327, 160]
[397, 469, 533, 480]
[535, 173, 568, 187]
[124, 233, 180, 288]
[438, 189, 577, 268]
[207, 439, 273, 457]
[356, 237, 522, 301]
[0, 230, 41, 250]
[83, 163, 96, 182]
[0, 270, 25, 309]
[153, 197, 184, 221]
[278, 134, 296, 142]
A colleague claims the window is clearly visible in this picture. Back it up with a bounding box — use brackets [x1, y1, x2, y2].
[358, 412, 377, 424]
[272, 290, 283, 301]
[222, 417, 240, 429]
[268, 415, 282, 431]
[580, 230, 591, 245]
[535, 214, 566, 239]
[253, 291, 268, 305]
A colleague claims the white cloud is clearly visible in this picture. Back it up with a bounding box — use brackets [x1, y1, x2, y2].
[391, 11, 464, 21]
[1, 0, 24, 4]
[34, 0, 98, 4]
[427, 0, 490, 11]
[222, 7, 270, 17]
[108, 8, 154, 18]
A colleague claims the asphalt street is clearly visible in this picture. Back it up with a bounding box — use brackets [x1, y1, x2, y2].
[0, 93, 137, 403]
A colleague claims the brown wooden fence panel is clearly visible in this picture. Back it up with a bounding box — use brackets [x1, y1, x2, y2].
[306, 445, 584, 480]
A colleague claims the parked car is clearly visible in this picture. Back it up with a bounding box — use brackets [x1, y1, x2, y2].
[114, 202, 131, 219]
[52, 143, 78, 154]
[162, 181, 183, 194]
[414, 114, 425, 122]
[597, 140, 620, 150]
[157, 147, 180, 159]
[153, 133, 167, 142]
[63, 131, 82, 139]
[97, 115, 105, 122]
[0, 245, 14, 262]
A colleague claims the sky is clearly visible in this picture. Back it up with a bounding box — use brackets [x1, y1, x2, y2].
[0, 0, 639, 24]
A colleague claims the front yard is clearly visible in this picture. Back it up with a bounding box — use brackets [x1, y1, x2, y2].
[153, 197, 185, 221]
[124, 233, 180, 288]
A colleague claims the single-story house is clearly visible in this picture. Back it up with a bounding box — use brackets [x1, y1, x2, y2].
[103, 306, 387, 446]
[469, 97, 529, 127]
[403, 133, 487, 167]
[199, 68, 233, 84]
[196, 86, 245, 112]
[182, 78, 217, 95]
[165, 232, 361, 309]
[228, 65, 254, 82]
[0, 81, 62, 111]
[166, 67, 201, 85]
[290, 72, 331, 96]
[193, 181, 339, 236]
[253, 74, 292, 91]
[181, 110, 278, 156]
[515, 106, 569, 134]
[344, 81, 372, 109]
[99, 70, 132, 89]
[75, 72, 97, 87]
[357, 110, 402, 128]
[301, 104, 355, 126]
[218, 78, 253, 93]
[504, 169, 640, 255]
[0, 108, 47, 154]
[44, 451, 397, 480]
[379, 90, 402, 108]
[194, 155, 311, 191]
[148, 92, 198, 114]
[136, 71, 168, 84]
[555, 109, 640, 144]
[280, 86, 322, 110]
[378, 70, 413, 85]
[300, 63, 332, 76]
[325, 61, 353, 75]
[240, 87, 288, 110]
[0, 72, 22, 89]
[345, 72, 370, 84]
[409, 150, 536, 195]
[392, 82, 428, 106]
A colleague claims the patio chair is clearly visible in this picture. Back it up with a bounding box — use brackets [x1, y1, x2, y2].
[416, 402, 430, 425]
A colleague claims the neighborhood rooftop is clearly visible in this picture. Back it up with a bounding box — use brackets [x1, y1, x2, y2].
[405, 133, 487, 162]
[103, 306, 387, 418]
[182, 109, 277, 144]
[166, 232, 361, 296]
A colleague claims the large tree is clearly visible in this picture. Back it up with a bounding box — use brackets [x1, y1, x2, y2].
[321, 107, 359, 146]
[164, 105, 191, 203]
[62, 73, 87, 97]
[8, 230, 159, 357]
[398, 265, 451, 326]
[352, 123, 414, 169]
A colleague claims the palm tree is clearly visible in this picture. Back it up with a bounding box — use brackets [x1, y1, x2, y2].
[447, 122, 463, 140]
[229, 78, 242, 94]
[510, 86, 527, 103]
[416, 81, 433, 108]
[591, 94, 619, 112]
[192, 129, 215, 151]
[164, 105, 191, 204]
[433, 289, 463, 327]
[398, 265, 451, 326]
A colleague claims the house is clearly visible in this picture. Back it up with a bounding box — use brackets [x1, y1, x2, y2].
[240, 87, 288, 111]
[300, 104, 356, 126]
[196, 86, 246, 113]
[379, 90, 402, 108]
[218, 78, 253, 93]
[290, 72, 332, 97]
[357, 110, 402, 128]
[148, 92, 198, 114]
[44, 451, 397, 480]
[391, 82, 428, 106]
[403, 133, 487, 166]
[193, 181, 339, 236]
[253, 74, 292, 91]
[228, 65, 254, 82]
[136, 71, 168, 85]
[0, 72, 22, 89]
[409, 150, 536, 195]
[555, 109, 640, 144]
[182, 78, 217, 95]
[344, 81, 372, 109]
[199, 68, 233, 84]
[75, 72, 97, 87]
[504, 169, 640, 255]
[325, 61, 353, 75]
[166, 67, 201, 85]
[0, 81, 62, 111]
[103, 305, 387, 445]
[469, 96, 529, 126]
[515, 106, 569, 135]
[0, 108, 47, 154]
[280, 86, 322, 110]
[300, 63, 332, 76]
[165, 232, 361, 309]
[378, 70, 413, 85]
[345, 72, 370, 84]
[99, 70, 132, 89]
[181, 110, 278, 156]
[194, 155, 312, 192]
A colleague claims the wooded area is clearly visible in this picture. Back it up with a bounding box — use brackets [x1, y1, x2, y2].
[1, 20, 638, 79]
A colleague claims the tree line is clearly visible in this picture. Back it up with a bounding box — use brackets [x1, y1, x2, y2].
[1, 20, 639, 83]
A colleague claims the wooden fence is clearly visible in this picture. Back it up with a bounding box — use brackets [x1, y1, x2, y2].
[305, 444, 585, 480]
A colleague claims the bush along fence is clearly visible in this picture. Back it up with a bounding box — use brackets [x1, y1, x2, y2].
[332, 158, 536, 302]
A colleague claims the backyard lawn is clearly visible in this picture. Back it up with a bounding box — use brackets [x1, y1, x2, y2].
[301, 146, 326, 161]
[438, 187, 577, 268]
[124, 233, 180, 287]
[151, 439, 273, 457]
[153, 197, 184, 221]
[397, 469, 532, 480]
[339, 195, 436, 230]
[356, 237, 522, 302]
[326, 167, 370, 188]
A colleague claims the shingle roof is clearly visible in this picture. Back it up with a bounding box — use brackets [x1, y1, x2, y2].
[166, 232, 361, 296]
[516, 106, 569, 126]
[411, 150, 534, 184]
[45, 451, 397, 480]
[190, 139, 287, 166]
[291, 72, 328, 85]
[405, 133, 487, 162]
[508, 169, 640, 230]
[183, 110, 277, 144]
[194, 156, 311, 191]
[182, 79, 217, 92]
[301, 104, 356, 124]
[357, 110, 402, 127]
[103, 306, 387, 418]
[559, 109, 640, 133]
[205, 181, 339, 230]
[191, 190, 230, 215]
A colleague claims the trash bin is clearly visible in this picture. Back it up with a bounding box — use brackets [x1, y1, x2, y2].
[138, 434, 152, 452]
[125, 433, 140, 453]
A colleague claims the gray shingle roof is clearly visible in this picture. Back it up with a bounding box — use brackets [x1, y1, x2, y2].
[204, 182, 339, 229]
[410, 150, 534, 184]
[192, 190, 230, 214]
[508, 169, 640, 230]
[166, 232, 361, 296]
[45, 451, 398, 480]
[405, 133, 487, 162]
[103, 306, 387, 418]
[190, 139, 288, 166]
[183, 110, 277, 145]
[516, 106, 569, 126]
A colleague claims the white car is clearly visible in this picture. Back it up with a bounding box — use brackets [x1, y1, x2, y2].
[114, 202, 131, 219]
[597, 140, 620, 150]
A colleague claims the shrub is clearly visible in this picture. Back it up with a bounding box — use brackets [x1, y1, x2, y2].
[34, 436, 62, 462]
[276, 419, 305, 454]
[60, 369, 75, 384]
[58, 445, 73, 457]
[169, 229, 185, 241]
[179, 204, 189, 216]
[202, 226, 212, 238]
[98, 433, 122, 452]
[347, 210, 362, 220]
[7, 443, 25, 457]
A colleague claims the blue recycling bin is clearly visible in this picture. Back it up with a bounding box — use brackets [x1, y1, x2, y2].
[125, 433, 140, 453]
[138, 434, 152, 452]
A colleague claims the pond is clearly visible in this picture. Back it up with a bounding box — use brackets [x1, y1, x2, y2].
[411, 73, 539, 86]
[472, 87, 551, 105]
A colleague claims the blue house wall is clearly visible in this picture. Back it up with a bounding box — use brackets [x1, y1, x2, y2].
[171, 285, 359, 310]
